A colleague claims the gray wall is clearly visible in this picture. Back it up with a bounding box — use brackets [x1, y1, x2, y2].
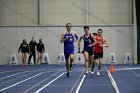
[0, 25, 134, 65]
[0, 0, 132, 25]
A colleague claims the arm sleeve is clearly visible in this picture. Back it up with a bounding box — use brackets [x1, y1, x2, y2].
[36, 41, 37, 46]
[36, 43, 38, 51]
[27, 44, 29, 53]
[28, 42, 31, 52]
[43, 44, 45, 52]
[18, 44, 22, 53]
[75, 35, 78, 41]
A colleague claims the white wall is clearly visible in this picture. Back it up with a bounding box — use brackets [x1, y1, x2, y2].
[0, 25, 134, 65]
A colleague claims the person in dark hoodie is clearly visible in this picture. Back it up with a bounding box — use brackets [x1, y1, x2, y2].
[37, 39, 45, 65]
[28, 37, 37, 65]
[18, 39, 29, 66]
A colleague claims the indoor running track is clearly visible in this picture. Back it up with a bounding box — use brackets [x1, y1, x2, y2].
[0, 64, 140, 93]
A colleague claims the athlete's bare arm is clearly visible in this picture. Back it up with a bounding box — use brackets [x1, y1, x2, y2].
[102, 38, 109, 47]
[93, 36, 97, 45]
[89, 35, 97, 47]
[60, 32, 68, 43]
[78, 36, 83, 48]
[72, 31, 78, 42]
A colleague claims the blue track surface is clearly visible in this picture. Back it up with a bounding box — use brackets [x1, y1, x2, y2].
[0, 64, 140, 93]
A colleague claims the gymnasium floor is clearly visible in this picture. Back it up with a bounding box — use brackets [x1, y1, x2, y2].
[0, 64, 140, 93]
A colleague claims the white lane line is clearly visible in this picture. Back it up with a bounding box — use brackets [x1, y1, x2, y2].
[107, 71, 120, 93]
[129, 70, 140, 77]
[0, 73, 20, 80]
[35, 72, 65, 93]
[22, 68, 65, 93]
[115, 67, 140, 71]
[0, 72, 44, 92]
[104, 65, 120, 93]
[69, 70, 84, 93]
[0, 70, 30, 74]
[0, 71, 28, 80]
[75, 74, 86, 93]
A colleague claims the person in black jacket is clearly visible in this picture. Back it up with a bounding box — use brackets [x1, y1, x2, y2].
[28, 37, 37, 65]
[18, 39, 29, 66]
[37, 39, 45, 65]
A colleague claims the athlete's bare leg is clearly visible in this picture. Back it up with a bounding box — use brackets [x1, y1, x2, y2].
[70, 54, 74, 70]
[66, 59, 70, 77]
[83, 51, 89, 75]
[98, 58, 102, 70]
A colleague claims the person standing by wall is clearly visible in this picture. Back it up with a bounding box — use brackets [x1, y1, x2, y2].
[37, 39, 45, 65]
[28, 37, 37, 65]
[18, 39, 29, 66]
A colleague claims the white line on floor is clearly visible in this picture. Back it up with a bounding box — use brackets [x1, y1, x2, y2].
[0, 71, 29, 80]
[34, 72, 65, 93]
[0, 72, 44, 92]
[107, 71, 120, 93]
[75, 74, 86, 93]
